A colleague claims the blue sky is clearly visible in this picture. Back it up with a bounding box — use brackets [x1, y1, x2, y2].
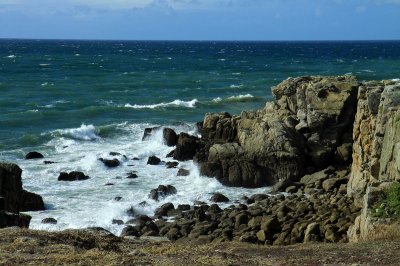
[0, 0, 399, 40]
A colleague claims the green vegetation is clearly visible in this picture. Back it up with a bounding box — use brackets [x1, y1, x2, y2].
[373, 182, 400, 218]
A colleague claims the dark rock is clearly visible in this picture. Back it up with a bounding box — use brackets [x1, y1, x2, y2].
[99, 158, 120, 168]
[44, 161, 56, 165]
[142, 126, 161, 141]
[105, 183, 114, 186]
[163, 128, 178, 146]
[126, 173, 138, 179]
[165, 161, 179, 168]
[42, 217, 57, 224]
[208, 204, 222, 213]
[304, 222, 321, 242]
[177, 168, 190, 176]
[0, 211, 31, 228]
[121, 226, 140, 237]
[132, 157, 140, 161]
[173, 133, 200, 161]
[210, 193, 229, 203]
[114, 196, 122, 201]
[155, 203, 175, 217]
[147, 156, 161, 165]
[112, 219, 124, 225]
[148, 185, 177, 201]
[166, 150, 175, 158]
[177, 204, 191, 211]
[109, 152, 121, 156]
[58, 171, 89, 181]
[25, 151, 44, 160]
[0, 163, 45, 212]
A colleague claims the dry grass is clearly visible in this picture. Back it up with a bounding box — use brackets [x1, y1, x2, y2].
[1, 227, 400, 265]
[363, 221, 400, 242]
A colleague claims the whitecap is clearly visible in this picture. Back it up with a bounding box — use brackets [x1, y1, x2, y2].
[218, 58, 226, 61]
[212, 97, 222, 103]
[53, 124, 100, 141]
[75, 54, 80, 56]
[227, 94, 254, 100]
[5, 55, 16, 58]
[229, 84, 244, 88]
[392, 78, 400, 82]
[124, 99, 198, 109]
[361, 69, 375, 73]
[39, 63, 51, 67]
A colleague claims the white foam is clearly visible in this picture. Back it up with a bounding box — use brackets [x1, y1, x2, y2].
[53, 124, 100, 141]
[5, 55, 16, 58]
[17, 122, 268, 236]
[229, 84, 244, 88]
[212, 97, 222, 103]
[39, 63, 51, 67]
[124, 99, 198, 109]
[227, 94, 254, 100]
[392, 78, 400, 82]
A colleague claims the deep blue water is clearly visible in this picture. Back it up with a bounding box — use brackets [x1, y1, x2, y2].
[1, 40, 400, 151]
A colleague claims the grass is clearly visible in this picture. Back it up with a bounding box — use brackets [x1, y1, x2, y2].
[1, 227, 400, 265]
[372, 182, 400, 218]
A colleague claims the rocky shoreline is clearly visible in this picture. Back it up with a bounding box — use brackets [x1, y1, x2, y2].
[1, 75, 399, 247]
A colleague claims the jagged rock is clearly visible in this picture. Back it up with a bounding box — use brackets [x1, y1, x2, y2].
[42, 218, 57, 224]
[173, 133, 200, 161]
[210, 193, 229, 203]
[99, 158, 120, 168]
[112, 219, 124, 225]
[148, 185, 177, 201]
[0, 163, 45, 213]
[304, 222, 321, 242]
[177, 168, 190, 176]
[163, 128, 178, 146]
[142, 126, 160, 141]
[25, 151, 44, 160]
[126, 172, 138, 179]
[121, 226, 140, 237]
[58, 171, 89, 181]
[147, 156, 161, 165]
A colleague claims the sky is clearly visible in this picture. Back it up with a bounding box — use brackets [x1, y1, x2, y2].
[0, 0, 399, 40]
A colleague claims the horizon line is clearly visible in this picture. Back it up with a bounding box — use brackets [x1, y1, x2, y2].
[1, 37, 400, 42]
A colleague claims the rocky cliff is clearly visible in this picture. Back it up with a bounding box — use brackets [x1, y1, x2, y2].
[194, 76, 359, 187]
[347, 80, 400, 241]
[0, 163, 45, 228]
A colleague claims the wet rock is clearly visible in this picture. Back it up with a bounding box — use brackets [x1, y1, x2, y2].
[126, 172, 138, 179]
[210, 193, 229, 203]
[44, 161, 56, 164]
[148, 185, 177, 201]
[177, 204, 191, 211]
[173, 133, 200, 161]
[165, 161, 179, 168]
[163, 128, 178, 146]
[147, 156, 161, 165]
[166, 150, 175, 158]
[58, 171, 89, 181]
[0, 211, 31, 228]
[155, 203, 175, 217]
[42, 218, 57, 224]
[25, 151, 44, 160]
[121, 226, 140, 237]
[99, 158, 120, 168]
[114, 196, 122, 201]
[112, 219, 124, 225]
[105, 183, 114, 186]
[177, 168, 190, 176]
[142, 126, 160, 141]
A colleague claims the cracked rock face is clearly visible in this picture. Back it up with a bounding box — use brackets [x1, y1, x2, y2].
[198, 76, 359, 187]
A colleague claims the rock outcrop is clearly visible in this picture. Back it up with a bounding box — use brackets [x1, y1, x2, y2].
[347, 80, 400, 241]
[196, 76, 359, 187]
[0, 162, 45, 228]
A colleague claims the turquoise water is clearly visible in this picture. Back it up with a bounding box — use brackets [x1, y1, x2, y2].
[0, 40, 399, 234]
[1, 40, 400, 151]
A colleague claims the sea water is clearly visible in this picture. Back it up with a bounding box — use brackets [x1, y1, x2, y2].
[1, 40, 400, 235]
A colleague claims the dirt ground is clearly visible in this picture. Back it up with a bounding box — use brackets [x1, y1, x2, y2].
[0, 227, 399, 266]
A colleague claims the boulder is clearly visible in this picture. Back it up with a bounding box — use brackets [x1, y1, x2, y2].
[165, 161, 179, 168]
[148, 185, 177, 201]
[210, 193, 229, 203]
[147, 156, 161, 165]
[163, 128, 178, 146]
[20, 191, 45, 211]
[142, 126, 160, 141]
[25, 151, 44, 160]
[155, 203, 175, 217]
[121, 226, 140, 237]
[99, 158, 120, 168]
[42, 217, 57, 224]
[177, 168, 190, 176]
[126, 173, 138, 179]
[58, 171, 89, 181]
[304, 222, 321, 243]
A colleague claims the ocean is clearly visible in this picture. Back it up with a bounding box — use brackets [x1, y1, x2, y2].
[1, 40, 399, 234]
